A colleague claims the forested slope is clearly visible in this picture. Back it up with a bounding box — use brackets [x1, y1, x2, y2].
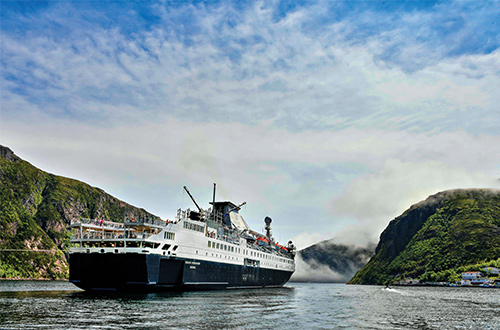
[0, 145, 158, 279]
[349, 189, 500, 284]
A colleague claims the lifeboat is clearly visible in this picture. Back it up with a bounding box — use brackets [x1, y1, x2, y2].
[256, 236, 269, 246]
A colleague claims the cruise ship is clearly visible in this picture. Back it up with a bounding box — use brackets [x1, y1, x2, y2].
[68, 186, 295, 291]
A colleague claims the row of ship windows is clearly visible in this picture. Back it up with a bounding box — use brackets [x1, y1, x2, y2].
[183, 222, 204, 233]
[206, 252, 239, 261]
[200, 251, 292, 269]
[207, 240, 291, 264]
[208, 241, 239, 253]
[199, 251, 289, 268]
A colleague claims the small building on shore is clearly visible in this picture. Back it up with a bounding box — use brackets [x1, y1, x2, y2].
[397, 278, 420, 285]
[483, 267, 500, 275]
[471, 278, 493, 286]
[462, 271, 482, 280]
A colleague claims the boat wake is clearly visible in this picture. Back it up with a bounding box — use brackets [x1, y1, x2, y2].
[382, 287, 406, 295]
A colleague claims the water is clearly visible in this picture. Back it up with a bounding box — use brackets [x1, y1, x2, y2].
[0, 281, 499, 329]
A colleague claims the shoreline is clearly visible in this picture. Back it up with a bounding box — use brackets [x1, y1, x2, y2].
[0, 278, 69, 281]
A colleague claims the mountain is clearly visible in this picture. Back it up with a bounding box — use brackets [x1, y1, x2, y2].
[291, 240, 375, 282]
[349, 189, 500, 285]
[0, 145, 159, 279]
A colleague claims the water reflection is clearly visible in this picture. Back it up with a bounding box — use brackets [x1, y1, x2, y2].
[1, 282, 499, 330]
[67, 290, 185, 301]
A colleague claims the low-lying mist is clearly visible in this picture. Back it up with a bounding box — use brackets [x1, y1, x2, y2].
[291, 239, 375, 283]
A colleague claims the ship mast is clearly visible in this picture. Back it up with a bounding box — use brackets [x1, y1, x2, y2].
[212, 183, 216, 220]
[183, 186, 202, 213]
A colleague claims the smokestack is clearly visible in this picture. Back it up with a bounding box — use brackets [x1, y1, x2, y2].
[264, 216, 272, 243]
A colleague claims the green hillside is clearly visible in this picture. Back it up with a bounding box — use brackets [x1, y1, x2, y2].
[0, 145, 159, 279]
[349, 189, 500, 285]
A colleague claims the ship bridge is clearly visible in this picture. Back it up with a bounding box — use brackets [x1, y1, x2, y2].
[210, 201, 250, 232]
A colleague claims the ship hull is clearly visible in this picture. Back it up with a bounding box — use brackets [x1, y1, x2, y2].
[69, 253, 293, 291]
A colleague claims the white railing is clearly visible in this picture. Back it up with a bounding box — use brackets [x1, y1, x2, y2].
[72, 217, 170, 229]
[71, 231, 125, 240]
[70, 230, 153, 241]
[124, 217, 168, 227]
[71, 218, 124, 229]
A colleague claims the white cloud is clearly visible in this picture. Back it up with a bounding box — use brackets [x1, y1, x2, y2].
[291, 232, 333, 250]
[331, 159, 500, 246]
[3, 1, 499, 134]
[2, 1, 500, 249]
[3, 115, 499, 247]
[291, 254, 350, 283]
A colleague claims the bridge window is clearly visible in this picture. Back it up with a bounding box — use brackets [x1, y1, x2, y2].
[183, 221, 205, 233]
[164, 231, 175, 240]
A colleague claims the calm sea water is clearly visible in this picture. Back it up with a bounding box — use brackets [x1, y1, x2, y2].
[0, 280, 498, 329]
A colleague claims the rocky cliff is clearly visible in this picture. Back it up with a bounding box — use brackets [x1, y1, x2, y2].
[349, 189, 500, 284]
[0, 145, 159, 279]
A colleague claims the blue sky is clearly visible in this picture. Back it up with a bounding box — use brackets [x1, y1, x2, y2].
[2, 0, 500, 249]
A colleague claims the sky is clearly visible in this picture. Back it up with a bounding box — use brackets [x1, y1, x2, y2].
[1, 0, 500, 250]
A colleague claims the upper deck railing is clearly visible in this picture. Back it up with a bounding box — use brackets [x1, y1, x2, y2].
[70, 218, 124, 230]
[70, 230, 154, 240]
[70, 217, 170, 229]
[123, 217, 168, 227]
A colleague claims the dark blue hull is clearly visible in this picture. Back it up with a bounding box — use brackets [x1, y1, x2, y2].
[69, 253, 293, 291]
